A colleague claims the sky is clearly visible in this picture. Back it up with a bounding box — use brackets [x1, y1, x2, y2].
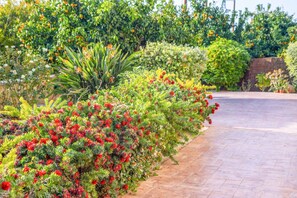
[175, 0, 297, 16]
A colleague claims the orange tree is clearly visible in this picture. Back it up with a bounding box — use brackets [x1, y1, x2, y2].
[0, 0, 31, 49]
[18, 0, 159, 60]
[148, 0, 236, 47]
[18, 0, 237, 59]
[189, 0, 233, 46]
[17, 0, 297, 60]
[153, 0, 194, 45]
[241, 4, 296, 58]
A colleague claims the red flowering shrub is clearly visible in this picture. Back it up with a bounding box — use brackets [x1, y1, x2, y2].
[0, 69, 219, 197]
[0, 99, 148, 197]
[102, 69, 218, 162]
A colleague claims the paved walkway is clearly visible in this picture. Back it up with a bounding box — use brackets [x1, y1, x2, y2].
[123, 92, 297, 198]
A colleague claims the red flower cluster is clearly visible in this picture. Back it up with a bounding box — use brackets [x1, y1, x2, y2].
[104, 103, 113, 110]
[123, 184, 129, 190]
[1, 181, 11, 191]
[92, 180, 98, 185]
[25, 141, 36, 151]
[23, 166, 30, 173]
[46, 159, 54, 165]
[54, 170, 62, 176]
[94, 104, 101, 111]
[215, 102, 220, 109]
[36, 170, 46, 177]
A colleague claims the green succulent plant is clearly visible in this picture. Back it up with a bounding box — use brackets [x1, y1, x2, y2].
[54, 43, 136, 101]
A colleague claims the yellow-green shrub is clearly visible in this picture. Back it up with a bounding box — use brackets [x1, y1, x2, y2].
[285, 42, 297, 87]
[135, 42, 207, 81]
[202, 38, 251, 90]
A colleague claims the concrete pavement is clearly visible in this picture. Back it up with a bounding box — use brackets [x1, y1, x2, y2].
[123, 92, 297, 198]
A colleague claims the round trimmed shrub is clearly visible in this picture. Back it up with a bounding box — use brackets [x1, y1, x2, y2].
[202, 38, 251, 90]
[285, 42, 297, 86]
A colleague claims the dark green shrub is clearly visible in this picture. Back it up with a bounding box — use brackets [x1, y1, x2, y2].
[16, 0, 297, 60]
[136, 42, 207, 81]
[190, 0, 234, 46]
[202, 38, 251, 90]
[54, 43, 135, 101]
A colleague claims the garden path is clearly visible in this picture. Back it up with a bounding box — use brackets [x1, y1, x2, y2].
[122, 92, 297, 198]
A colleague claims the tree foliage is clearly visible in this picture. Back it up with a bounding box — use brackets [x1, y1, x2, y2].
[0, 0, 31, 49]
[241, 4, 296, 57]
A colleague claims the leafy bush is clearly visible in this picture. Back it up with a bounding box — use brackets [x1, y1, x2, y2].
[202, 38, 251, 90]
[136, 42, 207, 81]
[54, 43, 135, 101]
[0, 100, 142, 197]
[0, 70, 219, 197]
[256, 73, 271, 91]
[0, 46, 53, 108]
[256, 69, 290, 92]
[266, 69, 289, 92]
[287, 26, 297, 43]
[285, 42, 297, 86]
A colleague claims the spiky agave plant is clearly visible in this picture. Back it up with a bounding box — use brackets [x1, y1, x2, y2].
[55, 43, 136, 101]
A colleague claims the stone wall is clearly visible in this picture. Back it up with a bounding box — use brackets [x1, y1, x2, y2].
[245, 57, 288, 91]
